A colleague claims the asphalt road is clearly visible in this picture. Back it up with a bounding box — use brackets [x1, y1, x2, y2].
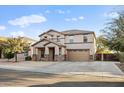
[30, 82, 124, 87]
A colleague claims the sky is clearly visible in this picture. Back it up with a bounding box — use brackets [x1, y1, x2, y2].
[0, 5, 122, 40]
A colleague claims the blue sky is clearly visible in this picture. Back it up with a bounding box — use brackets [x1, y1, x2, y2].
[0, 5, 121, 40]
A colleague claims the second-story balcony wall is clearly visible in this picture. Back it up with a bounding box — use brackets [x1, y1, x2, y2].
[48, 38, 65, 44]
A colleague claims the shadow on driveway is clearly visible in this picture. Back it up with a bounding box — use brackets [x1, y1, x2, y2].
[29, 82, 124, 87]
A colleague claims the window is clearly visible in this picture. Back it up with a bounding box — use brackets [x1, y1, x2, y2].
[83, 36, 88, 43]
[41, 50, 45, 58]
[44, 36, 47, 38]
[51, 35, 54, 40]
[57, 36, 60, 42]
[69, 36, 74, 43]
[70, 39, 74, 43]
[51, 35, 53, 37]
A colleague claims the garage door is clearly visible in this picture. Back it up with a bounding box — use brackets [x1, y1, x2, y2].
[67, 49, 90, 61]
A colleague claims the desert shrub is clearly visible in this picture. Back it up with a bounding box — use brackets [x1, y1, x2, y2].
[25, 56, 32, 61]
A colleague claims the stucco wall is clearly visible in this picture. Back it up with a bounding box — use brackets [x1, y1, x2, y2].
[65, 34, 94, 43]
[66, 43, 95, 55]
[33, 41, 48, 48]
[40, 31, 65, 44]
[65, 33, 96, 55]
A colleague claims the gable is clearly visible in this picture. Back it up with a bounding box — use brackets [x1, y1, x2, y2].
[39, 29, 64, 38]
[31, 40, 49, 48]
[45, 42, 58, 47]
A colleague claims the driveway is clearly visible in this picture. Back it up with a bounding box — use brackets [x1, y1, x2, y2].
[0, 60, 123, 78]
[0, 68, 124, 87]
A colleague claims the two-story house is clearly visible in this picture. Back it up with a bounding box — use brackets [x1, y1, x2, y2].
[31, 29, 96, 61]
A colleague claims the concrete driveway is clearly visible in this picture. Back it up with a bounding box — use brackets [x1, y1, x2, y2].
[0, 60, 123, 78]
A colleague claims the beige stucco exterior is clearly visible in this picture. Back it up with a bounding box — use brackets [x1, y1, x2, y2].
[31, 29, 96, 61]
[65, 34, 96, 55]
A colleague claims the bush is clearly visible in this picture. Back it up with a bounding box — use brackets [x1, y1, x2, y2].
[25, 56, 32, 61]
[118, 52, 124, 63]
[4, 52, 14, 61]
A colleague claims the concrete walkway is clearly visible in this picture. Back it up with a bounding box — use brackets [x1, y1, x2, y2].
[0, 60, 123, 78]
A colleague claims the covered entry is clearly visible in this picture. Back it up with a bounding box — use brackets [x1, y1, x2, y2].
[67, 49, 90, 61]
[31, 38, 66, 61]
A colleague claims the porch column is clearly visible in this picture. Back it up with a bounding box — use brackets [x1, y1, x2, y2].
[55, 46, 59, 55]
[54, 46, 59, 61]
[61, 47, 65, 55]
[44, 47, 49, 61]
[35, 48, 38, 55]
[45, 46, 49, 55]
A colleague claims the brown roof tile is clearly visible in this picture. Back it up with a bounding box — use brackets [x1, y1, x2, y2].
[62, 29, 94, 35]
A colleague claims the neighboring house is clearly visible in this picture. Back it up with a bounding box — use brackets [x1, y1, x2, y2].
[31, 29, 96, 61]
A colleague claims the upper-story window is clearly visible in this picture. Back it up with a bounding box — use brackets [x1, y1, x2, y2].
[57, 36, 60, 42]
[69, 36, 74, 43]
[44, 36, 47, 39]
[83, 36, 88, 43]
[51, 35, 54, 40]
[70, 39, 74, 43]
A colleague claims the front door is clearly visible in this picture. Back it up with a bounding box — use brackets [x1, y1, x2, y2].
[49, 47, 55, 61]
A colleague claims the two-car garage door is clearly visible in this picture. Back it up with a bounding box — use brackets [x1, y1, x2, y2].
[67, 49, 90, 61]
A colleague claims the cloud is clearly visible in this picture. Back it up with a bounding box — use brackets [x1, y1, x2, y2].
[45, 9, 70, 14]
[65, 16, 84, 22]
[8, 14, 47, 27]
[71, 18, 78, 21]
[56, 10, 65, 14]
[0, 25, 6, 30]
[103, 12, 119, 18]
[10, 31, 25, 37]
[65, 18, 70, 21]
[45, 10, 51, 14]
[79, 16, 84, 20]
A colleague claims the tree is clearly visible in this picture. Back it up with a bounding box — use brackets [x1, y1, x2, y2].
[96, 35, 112, 61]
[4, 52, 14, 61]
[96, 35, 109, 53]
[102, 11, 124, 52]
[102, 11, 124, 62]
[3, 37, 30, 62]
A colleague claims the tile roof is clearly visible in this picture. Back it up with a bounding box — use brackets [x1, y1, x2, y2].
[31, 38, 65, 47]
[62, 29, 94, 35]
